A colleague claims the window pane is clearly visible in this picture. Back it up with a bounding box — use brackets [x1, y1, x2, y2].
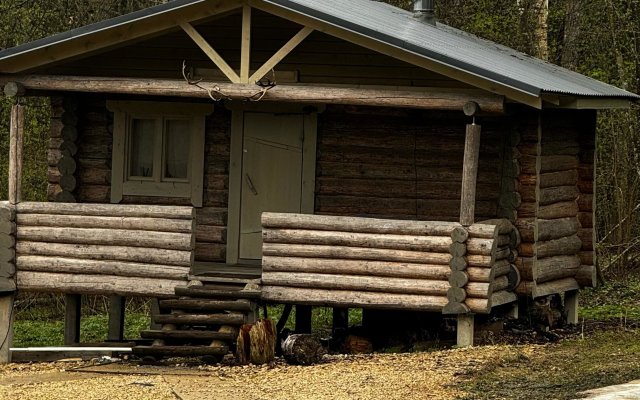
[164, 119, 190, 180]
[129, 119, 156, 178]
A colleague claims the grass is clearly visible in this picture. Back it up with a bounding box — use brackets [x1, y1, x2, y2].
[458, 329, 640, 399]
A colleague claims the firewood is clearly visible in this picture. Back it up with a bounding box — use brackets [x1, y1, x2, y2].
[282, 334, 325, 364]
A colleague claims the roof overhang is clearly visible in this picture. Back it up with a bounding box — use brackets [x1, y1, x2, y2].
[0, 0, 637, 110]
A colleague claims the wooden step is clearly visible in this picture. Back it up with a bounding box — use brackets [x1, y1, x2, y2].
[133, 345, 229, 357]
[159, 298, 253, 312]
[140, 329, 236, 341]
[153, 313, 245, 326]
[188, 275, 258, 285]
[175, 286, 262, 300]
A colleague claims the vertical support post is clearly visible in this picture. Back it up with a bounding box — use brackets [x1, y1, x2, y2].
[507, 302, 519, 319]
[457, 314, 475, 347]
[150, 298, 162, 330]
[332, 308, 349, 334]
[8, 104, 25, 205]
[460, 123, 482, 227]
[295, 305, 312, 334]
[0, 295, 14, 363]
[64, 294, 81, 345]
[564, 290, 579, 325]
[240, 4, 252, 83]
[107, 295, 126, 341]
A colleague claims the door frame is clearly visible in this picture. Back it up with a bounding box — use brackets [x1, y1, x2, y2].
[225, 102, 322, 265]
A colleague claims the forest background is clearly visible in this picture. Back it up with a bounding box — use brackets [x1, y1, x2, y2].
[0, 0, 638, 280]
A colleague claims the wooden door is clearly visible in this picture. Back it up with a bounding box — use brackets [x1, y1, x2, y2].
[239, 112, 304, 260]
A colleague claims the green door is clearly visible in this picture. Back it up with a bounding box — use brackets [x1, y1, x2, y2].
[239, 112, 304, 260]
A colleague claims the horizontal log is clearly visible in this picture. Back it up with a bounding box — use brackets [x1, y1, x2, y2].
[261, 212, 461, 236]
[537, 235, 582, 258]
[261, 286, 448, 311]
[516, 277, 579, 298]
[0, 221, 16, 235]
[466, 236, 509, 255]
[577, 212, 594, 229]
[262, 271, 450, 296]
[6, 75, 506, 114]
[16, 202, 195, 219]
[0, 248, 15, 264]
[464, 297, 490, 314]
[263, 229, 452, 252]
[16, 271, 183, 297]
[538, 201, 579, 219]
[466, 276, 509, 299]
[526, 170, 578, 188]
[16, 241, 193, 267]
[59, 175, 77, 192]
[447, 287, 466, 302]
[0, 203, 15, 222]
[194, 242, 226, 262]
[262, 256, 451, 280]
[17, 214, 193, 233]
[540, 156, 579, 173]
[158, 299, 252, 312]
[16, 255, 190, 280]
[576, 265, 596, 288]
[466, 247, 510, 267]
[466, 259, 511, 283]
[16, 227, 194, 251]
[133, 345, 228, 357]
[195, 225, 226, 243]
[538, 217, 580, 242]
[449, 271, 469, 288]
[140, 329, 236, 341]
[0, 236, 15, 248]
[174, 286, 262, 300]
[442, 302, 470, 314]
[540, 186, 579, 206]
[577, 194, 594, 212]
[468, 219, 513, 237]
[490, 291, 517, 308]
[153, 313, 245, 326]
[535, 255, 581, 284]
[263, 243, 451, 265]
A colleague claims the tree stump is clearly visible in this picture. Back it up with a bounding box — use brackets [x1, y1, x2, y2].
[281, 334, 324, 365]
[236, 319, 276, 365]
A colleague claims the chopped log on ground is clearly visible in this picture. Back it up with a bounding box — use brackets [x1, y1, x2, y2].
[281, 334, 325, 365]
[237, 319, 277, 365]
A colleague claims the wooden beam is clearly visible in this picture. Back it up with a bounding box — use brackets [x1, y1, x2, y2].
[8, 104, 24, 205]
[0, 0, 241, 74]
[249, 26, 314, 83]
[1, 75, 506, 114]
[180, 22, 241, 83]
[295, 305, 312, 334]
[240, 5, 252, 83]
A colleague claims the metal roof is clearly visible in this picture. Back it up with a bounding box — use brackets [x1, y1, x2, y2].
[0, 0, 638, 103]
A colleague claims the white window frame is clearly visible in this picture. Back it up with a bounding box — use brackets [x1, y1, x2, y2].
[107, 101, 213, 207]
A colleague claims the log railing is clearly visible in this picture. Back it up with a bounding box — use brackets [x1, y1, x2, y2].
[13, 202, 195, 297]
[260, 213, 520, 314]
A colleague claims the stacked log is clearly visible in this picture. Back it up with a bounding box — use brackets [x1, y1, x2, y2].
[70, 96, 228, 263]
[260, 213, 518, 314]
[515, 111, 587, 297]
[14, 202, 194, 297]
[47, 97, 78, 203]
[576, 114, 597, 287]
[0, 203, 17, 293]
[315, 107, 504, 221]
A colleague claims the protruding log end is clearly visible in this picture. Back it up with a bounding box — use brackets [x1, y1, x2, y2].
[463, 101, 481, 117]
[442, 302, 470, 315]
[3, 82, 26, 98]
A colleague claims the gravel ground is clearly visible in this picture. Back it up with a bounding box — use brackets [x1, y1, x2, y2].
[0, 346, 529, 400]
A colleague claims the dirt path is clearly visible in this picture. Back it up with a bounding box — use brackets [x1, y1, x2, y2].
[0, 346, 523, 400]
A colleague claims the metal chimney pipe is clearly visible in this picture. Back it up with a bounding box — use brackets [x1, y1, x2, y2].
[413, 0, 436, 25]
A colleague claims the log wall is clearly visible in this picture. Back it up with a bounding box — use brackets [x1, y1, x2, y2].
[14, 202, 194, 297]
[315, 106, 505, 221]
[0, 202, 17, 293]
[514, 109, 596, 297]
[261, 213, 518, 314]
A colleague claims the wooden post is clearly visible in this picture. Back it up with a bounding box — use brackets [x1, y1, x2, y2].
[295, 305, 312, 334]
[8, 104, 25, 205]
[332, 308, 349, 334]
[107, 295, 126, 341]
[0, 295, 14, 363]
[64, 294, 81, 345]
[456, 102, 482, 347]
[564, 290, 579, 325]
[150, 299, 162, 330]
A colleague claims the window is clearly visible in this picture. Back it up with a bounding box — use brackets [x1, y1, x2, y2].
[108, 101, 214, 207]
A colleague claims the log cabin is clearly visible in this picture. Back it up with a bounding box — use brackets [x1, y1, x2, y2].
[0, 0, 638, 359]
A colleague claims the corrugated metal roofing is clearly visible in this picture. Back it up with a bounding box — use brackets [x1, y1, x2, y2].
[0, 0, 638, 102]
